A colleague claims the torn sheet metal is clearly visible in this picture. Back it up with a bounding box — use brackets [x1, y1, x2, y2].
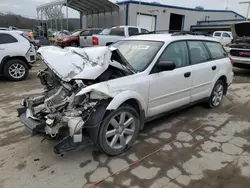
[39, 46, 113, 82]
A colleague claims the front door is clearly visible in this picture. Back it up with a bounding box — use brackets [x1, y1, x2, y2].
[221, 32, 232, 46]
[148, 41, 193, 117]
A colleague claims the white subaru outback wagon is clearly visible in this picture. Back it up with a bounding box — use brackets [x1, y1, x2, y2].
[18, 33, 234, 155]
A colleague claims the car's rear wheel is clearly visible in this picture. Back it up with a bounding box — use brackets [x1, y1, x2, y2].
[98, 104, 140, 156]
[207, 80, 225, 108]
[3, 59, 29, 81]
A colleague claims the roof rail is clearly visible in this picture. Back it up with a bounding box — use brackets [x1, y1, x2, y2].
[135, 30, 209, 36]
[171, 31, 210, 36]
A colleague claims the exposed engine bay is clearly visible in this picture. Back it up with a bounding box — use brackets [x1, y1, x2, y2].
[17, 46, 130, 154]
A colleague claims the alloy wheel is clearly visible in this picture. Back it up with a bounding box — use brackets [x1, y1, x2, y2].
[8, 63, 26, 79]
[212, 83, 224, 107]
[105, 112, 135, 149]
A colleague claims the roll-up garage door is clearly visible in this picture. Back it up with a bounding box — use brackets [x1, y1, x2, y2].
[137, 14, 156, 31]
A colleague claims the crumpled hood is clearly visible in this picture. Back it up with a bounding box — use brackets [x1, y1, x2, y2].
[231, 22, 250, 38]
[38, 46, 112, 82]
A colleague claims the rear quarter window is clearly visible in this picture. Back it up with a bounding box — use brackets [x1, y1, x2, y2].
[0, 33, 18, 44]
[205, 42, 228, 59]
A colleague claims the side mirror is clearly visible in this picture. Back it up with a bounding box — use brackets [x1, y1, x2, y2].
[154, 61, 176, 73]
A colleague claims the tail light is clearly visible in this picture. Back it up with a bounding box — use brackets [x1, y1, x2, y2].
[229, 57, 234, 65]
[92, 36, 99, 45]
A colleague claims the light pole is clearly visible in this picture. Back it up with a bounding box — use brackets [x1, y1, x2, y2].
[137, 0, 142, 26]
[226, 0, 229, 10]
[239, 1, 250, 21]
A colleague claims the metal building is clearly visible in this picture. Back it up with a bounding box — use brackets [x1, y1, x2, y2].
[81, 0, 245, 33]
[37, 0, 246, 33]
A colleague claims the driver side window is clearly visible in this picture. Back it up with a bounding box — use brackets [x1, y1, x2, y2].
[159, 41, 189, 69]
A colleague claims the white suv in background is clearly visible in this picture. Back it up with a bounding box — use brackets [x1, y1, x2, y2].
[18, 33, 233, 155]
[0, 30, 36, 81]
[213, 31, 233, 46]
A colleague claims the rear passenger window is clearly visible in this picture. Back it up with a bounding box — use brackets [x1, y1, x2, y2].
[214, 32, 221, 37]
[205, 42, 228, 59]
[222, 33, 231, 38]
[187, 41, 211, 65]
[159, 41, 189, 68]
[128, 27, 139, 36]
[0, 33, 18, 44]
[110, 28, 125, 36]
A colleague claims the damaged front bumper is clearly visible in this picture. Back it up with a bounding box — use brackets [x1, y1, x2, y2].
[17, 107, 46, 135]
[17, 105, 93, 155]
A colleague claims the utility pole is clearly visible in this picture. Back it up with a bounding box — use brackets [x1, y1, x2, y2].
[226, 0, 229, 10]
[239, 1, 250, 21]
[137, 0, 142, 26]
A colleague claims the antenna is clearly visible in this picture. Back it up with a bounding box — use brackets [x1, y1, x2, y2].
[239, 1, 250, 21]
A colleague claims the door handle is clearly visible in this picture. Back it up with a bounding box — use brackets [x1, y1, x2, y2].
[84, 37, 87, 39]
[184, 72, 191, 78]
[212, 66, 217, 71]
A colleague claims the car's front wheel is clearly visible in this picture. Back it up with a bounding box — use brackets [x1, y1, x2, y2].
[71, 42, 78, 47]
[3, 59, 29, 81]
[98, 104, 140, 156]
[207, 80, 225, 108]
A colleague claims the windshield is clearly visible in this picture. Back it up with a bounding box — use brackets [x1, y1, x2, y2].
[112, 40, 164, 72]
[100, 28, 111, 35]
[72, 30, 82, 36]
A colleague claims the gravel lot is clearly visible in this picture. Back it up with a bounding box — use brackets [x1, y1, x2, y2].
[1, 62, 250, 188]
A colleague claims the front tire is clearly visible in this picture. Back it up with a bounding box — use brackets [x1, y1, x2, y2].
[71, 42, 78, 47]
[98, 104, 140, 156]
[207, 80, 225, 108]
[3, 59, 29, 81]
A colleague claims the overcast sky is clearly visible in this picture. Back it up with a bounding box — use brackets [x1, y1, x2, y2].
[0, 0, 249, 18]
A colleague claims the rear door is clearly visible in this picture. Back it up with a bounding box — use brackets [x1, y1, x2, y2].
[187, 41, 217, 102]
[0, 33, 17, 63]
[0, 39, 7, 64]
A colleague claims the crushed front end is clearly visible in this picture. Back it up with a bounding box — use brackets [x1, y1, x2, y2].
[17, 68, 101, 154]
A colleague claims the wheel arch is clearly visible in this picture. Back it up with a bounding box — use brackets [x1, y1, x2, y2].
[0, 56, 31, 74]
[106, 91, 147, 131]
[211, 71, 228, 96]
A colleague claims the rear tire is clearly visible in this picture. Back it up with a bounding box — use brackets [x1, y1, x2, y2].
[206, 80, 225, 108]
[3, 59, 29, 81]
[98, 104, 140, 156]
